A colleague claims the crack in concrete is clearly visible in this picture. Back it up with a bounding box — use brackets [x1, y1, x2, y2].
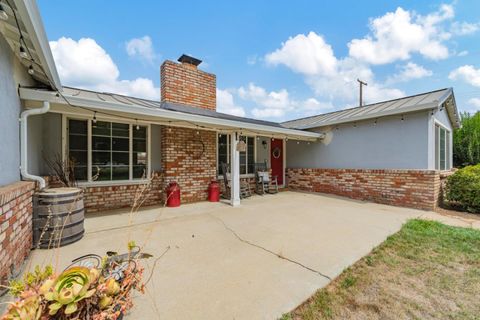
[209, 214, 332, 281]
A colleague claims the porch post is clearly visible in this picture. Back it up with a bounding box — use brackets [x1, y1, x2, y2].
[230, 132, 241, 206]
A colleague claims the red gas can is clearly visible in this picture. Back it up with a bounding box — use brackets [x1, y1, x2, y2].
[166, 181, 180, 207]
[208, 180, 220, 202]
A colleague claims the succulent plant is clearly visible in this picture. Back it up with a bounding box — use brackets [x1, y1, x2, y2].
[43, 266, 96, 315]
[2, 295, 42, 320]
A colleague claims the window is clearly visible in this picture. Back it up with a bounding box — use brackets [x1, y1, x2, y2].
[68, 119, 88, 181]
[217, 134, 255, 176]
[67, 118, 149, 182]
[435, 124, 451, 170]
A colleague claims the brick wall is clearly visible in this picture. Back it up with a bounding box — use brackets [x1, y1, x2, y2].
[82, 173, 163, 213]
[160, 60, 216, 110]
[45, 174, 163, 213]
[0, 181, 35, 285]
[287, 168, 441, 210]
[161, 126, 216, 203]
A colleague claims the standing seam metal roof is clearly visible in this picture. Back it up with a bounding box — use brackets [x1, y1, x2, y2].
[282, 88, 455, 129]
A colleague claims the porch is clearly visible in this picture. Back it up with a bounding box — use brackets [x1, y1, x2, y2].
[20, 87, 321, 211]
[24, 191, 423, 319]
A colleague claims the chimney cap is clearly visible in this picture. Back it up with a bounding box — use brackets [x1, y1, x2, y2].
[178, 54, 202, 66]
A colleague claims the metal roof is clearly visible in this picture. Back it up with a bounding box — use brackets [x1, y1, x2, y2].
[62, 86, 284, 128]
[20, 86, 322, 140]
[0, 0, 61, 89]
[283, 88, 460, 129]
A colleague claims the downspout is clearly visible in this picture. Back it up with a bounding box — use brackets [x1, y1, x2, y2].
[20, 101, 50, 190]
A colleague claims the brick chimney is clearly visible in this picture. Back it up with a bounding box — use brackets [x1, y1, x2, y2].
[160, 54, 216, 111]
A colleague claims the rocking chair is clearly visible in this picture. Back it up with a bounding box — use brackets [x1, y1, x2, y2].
[255, 162, 278, 195]
[220, 162, 252, 199]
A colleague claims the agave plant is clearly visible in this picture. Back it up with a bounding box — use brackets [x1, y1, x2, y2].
[43, 266, 96, 315]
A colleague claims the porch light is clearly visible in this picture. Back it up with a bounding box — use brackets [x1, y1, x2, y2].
[19, 45, 28, 59]
[374, 119, 377, 126]
[285, 138, 288, 141]
[28, 65, 34, 75]
[296, 141, 300, 144]
[0, 4, 8, 21]
[401, 115, 404, 122]
[271, 138, 274, 141]
[93, 112, 97, 124]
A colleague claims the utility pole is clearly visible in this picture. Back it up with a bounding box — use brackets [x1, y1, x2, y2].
[357, 79, 368, 107]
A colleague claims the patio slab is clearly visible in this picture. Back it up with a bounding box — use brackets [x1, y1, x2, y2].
[23, 191, 423, 319]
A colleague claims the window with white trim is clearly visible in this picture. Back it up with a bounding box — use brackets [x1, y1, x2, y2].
[67, 118, 149, 182]
[435, 124, 451, 170]
[217, 134, 255, 175]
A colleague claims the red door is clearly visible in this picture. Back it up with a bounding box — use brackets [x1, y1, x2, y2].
[270, 139, 284, 185]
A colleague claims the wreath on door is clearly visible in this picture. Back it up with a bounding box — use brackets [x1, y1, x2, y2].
[272, 146, 281, 159]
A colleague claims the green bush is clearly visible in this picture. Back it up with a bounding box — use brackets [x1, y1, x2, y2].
[445, 164, 480, 213]
[453, 112, 480, 167]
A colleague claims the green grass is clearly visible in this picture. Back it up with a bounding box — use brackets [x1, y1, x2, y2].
[282, 219, 480, 320]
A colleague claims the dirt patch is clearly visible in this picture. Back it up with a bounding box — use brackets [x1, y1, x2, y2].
[282, 219, 480, 320]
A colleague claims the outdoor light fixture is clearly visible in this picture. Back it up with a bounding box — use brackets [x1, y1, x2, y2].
[401, 115, 405, 122]
[93, 112, 97, 123]
[271, 138, 275, 141]
[374, 119, 377, 126]
[0, 3, 8, 21]
[285, 138, 288, 141]
[262, 140, 267, 149]
[297, 141, 300, 144]
[19, 45, 28, 59]
[28, 65, 34, 75]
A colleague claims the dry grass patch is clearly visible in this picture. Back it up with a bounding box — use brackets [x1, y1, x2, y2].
[281, 219, 480, 320]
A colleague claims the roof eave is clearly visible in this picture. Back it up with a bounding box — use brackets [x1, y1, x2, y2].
[19, 88, 322, 140]
[13, 0, 62, 90]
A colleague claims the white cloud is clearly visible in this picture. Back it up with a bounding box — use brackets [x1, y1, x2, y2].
[216, 89, 246, 117]
[264, 32, 404, 104]
[387, 62, 433, 83]
[125, 36, 156, 63]
[451, 21, 480, 35]
[449, 65, 480, 87]
[238, 83, 333, 119]
[348, 5, 453, 64]
[50, 37, 159, 100]
[265, 32, 337, 76]
[467, 98, 480, 112]
[457, 50, 469, 57]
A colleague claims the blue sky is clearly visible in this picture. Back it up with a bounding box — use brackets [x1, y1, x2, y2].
[38, 0, 480, 121]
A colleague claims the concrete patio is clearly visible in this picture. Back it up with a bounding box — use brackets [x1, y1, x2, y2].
[25, 191, 425, 319]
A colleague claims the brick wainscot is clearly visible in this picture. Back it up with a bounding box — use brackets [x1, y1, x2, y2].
[287, 168, 442, 210]
[0, 181, 35, 285]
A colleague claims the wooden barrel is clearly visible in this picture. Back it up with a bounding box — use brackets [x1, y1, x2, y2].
[33, 188, 85, 249]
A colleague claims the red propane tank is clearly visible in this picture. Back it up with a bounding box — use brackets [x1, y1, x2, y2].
[166, 181, 181, 207]
[208, 180, 220, 202]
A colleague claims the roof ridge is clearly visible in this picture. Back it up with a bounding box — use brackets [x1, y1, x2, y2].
[282, 88, 451, 124]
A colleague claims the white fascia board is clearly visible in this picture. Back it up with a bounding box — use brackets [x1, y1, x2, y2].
[437, 88, 460, 129]
[19, 88, 322, 140]
[14, 0, 62, 90]
[297, 101, 440, 130]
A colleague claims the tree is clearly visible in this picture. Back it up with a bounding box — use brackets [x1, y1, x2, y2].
[453, 111, 480, 167]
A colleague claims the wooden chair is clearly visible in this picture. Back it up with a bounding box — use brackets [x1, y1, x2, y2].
[220, 162, 252, 199]
[255, 162, 278, 195]
[221, 162, 230, 199]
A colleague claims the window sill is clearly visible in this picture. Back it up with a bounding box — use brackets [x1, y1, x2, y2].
[217, 174, 255, 179]
[76, 179, 151, 188]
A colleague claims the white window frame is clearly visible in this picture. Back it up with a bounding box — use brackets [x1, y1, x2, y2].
[434, 121, 451, 171]
[62, 114, 151, 186]
[216, 133, 256, 178]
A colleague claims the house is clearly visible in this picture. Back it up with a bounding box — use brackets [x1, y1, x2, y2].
[0, 0, 459, 284]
